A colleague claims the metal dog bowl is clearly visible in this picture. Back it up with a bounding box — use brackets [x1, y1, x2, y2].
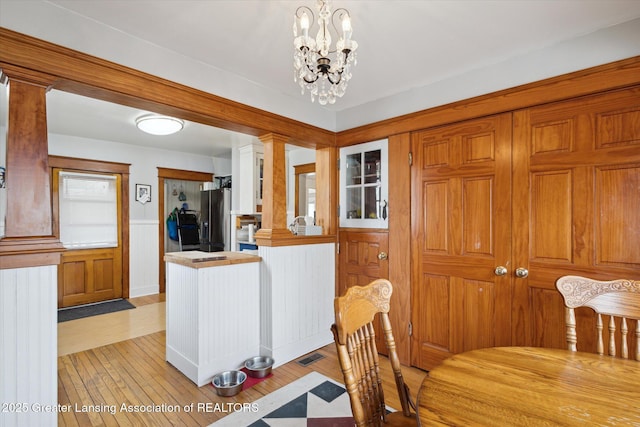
[212, 370, 246, 397]
[244, 356, 275, 378]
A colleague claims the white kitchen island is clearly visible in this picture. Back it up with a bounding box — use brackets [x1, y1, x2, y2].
[164, 251, 261, 387]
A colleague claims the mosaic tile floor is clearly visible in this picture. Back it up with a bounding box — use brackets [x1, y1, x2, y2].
[210, 372, 354, 427]
[250, 378, 353, 426]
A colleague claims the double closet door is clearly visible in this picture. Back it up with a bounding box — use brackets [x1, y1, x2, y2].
[411, 87, 640, 370]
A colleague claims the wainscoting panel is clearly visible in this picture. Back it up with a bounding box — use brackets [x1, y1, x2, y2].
[165, 261, 260, 386]
[129, 220, 159, 297]
[0, 265, 57, 427]
[259, 243, 335, 367]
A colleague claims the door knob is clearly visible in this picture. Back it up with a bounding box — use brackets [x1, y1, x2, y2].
[378, 252, 388, 260]
[494, 266, 508, 276]
[515, 267, 529, 278]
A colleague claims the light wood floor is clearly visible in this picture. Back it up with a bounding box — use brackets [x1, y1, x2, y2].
[58, 294, 166, 356]
[58, 294, 427, 426]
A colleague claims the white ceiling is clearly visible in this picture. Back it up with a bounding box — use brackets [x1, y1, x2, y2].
[2, 0, 640, 157]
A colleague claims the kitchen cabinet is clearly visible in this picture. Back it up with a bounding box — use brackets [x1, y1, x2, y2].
[238, 144, 263, 214]
[339, 139, 388, 228]
[164, 251, 261, 386]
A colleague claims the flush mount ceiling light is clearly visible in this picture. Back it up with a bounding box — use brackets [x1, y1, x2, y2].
[135, 114, 184, 136]
[293, 0, 358, 105]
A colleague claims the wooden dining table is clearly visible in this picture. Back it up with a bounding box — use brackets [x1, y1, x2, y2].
[417, 346, 640, 426]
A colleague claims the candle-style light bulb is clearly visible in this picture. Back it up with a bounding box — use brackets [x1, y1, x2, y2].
[342, 14, 352, 41]
[300, 11, 310, 37]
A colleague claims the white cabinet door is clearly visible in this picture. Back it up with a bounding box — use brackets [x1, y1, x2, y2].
[238, 144, 263, 214]
[339, 139, 388, 228]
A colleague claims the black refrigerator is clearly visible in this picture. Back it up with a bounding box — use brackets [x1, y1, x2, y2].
[200, 188, 231, 252]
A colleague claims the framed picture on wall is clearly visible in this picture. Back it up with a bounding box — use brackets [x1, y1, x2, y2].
[136, 183, 151, 204]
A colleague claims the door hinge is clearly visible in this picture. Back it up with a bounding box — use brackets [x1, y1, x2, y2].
[336, 158, 340, 170]
[408, 322, 413, 336]
[336, 243, 340, 254]
[408, 152, 413, 166]
[337, 204, 340, 218]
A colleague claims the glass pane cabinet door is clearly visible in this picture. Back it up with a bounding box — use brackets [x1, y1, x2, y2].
[340, 139, 388, 228]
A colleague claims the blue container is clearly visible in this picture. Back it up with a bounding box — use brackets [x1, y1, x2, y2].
[239, 243, 258, 251]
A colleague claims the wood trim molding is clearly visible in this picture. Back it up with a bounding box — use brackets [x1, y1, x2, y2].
[0, 63, 57, 88]
[157, 167, 213, 181]
[294, 163, 316, 175]
[49, 156, 131, 173]
[0, 249, 61, 269]
[0, 27, 335, 149]
[387, 133, 412, 365]
[255, 234, 337, 247]
[337, 56, 640, 146]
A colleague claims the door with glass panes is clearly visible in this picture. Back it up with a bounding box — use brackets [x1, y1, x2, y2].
[53, 168, 123, 308]
[339, 139, 388, 228]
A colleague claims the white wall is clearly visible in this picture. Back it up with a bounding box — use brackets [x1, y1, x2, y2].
[48, 133, 232, 297]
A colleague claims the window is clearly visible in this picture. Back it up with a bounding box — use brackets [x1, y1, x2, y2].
[58, 171, 118, 249]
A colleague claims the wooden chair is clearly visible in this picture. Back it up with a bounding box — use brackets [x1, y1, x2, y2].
[556, 275, 640, 360]
[331, 279, 418, 427]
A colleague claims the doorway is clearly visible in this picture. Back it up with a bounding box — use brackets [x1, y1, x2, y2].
[50, 156, 130, 308]
[157, 168, 213, 293]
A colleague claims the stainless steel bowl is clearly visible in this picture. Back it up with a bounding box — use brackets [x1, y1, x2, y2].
[211, 370, 246, 397]
[244, 356, 275, 378]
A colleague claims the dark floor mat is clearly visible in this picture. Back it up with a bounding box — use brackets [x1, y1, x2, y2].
[58, 299, 135, 323]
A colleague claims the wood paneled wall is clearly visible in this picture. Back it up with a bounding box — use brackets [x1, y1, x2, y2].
[336, 56, 640, 147]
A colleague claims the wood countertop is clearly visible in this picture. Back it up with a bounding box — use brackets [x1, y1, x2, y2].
[164, 251, 261, 269]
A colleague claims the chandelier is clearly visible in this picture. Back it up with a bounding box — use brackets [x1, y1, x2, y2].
[293, 0, 358, 105]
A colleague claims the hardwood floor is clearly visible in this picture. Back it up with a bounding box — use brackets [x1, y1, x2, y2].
[58, 296, 166, 356]
[58, 294, 427, 426]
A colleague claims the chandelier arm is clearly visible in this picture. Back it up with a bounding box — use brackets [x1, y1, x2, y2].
[327, 71, 342, 85]
[331, 8, 351, 36]
[303, 74, 320, 84]
[295, 5, 315, 28]
[300, 54, 321, 84]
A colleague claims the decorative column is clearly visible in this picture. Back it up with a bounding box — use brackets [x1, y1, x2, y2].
[0, 67, 60, 427]
[254, 133, 293, 243]
[314, 145, 338, 236]
[0, 67, 63, 269]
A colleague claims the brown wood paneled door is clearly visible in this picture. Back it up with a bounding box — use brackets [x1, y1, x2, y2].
[410, 113, 513, 370]
[338, 229, 389, 353]
[511, 88, 640, 350]
[58, 247, 123, 307]
[53, 168, 124, 308]
[338, 229, 389, 296]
